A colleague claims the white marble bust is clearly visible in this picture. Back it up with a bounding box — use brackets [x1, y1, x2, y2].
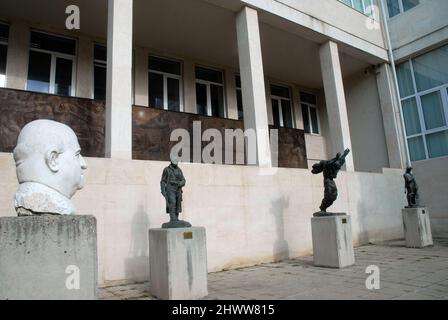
[13, 120, 87, 216]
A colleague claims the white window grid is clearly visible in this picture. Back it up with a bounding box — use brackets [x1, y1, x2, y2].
[271, 87, 294, 129]
[400, 58, 448, 160]
[339, 0, 377, 17]
[301, 100, 321, 135]
[195, 74, 226, 118]
[149, 68, 184, 112]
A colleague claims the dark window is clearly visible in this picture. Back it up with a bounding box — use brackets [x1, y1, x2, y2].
[196, 83, 208, 116]
[310, 107, 319, 134]
[149, 56, 181, 75]
[235, 75, 243, 120]
[94, 65, 106, 100]
[281, 100, 293, 129]
[0, 24, 9, 43]
[271, 85, 290, 99]
[94, 44, 107, 62]
[196, 67, 223, 84]
[167, 77, 180, 112]
[30, 31, 76, 55]
[272, 99, 280, 127]
[195, 67, 225, 117]
[94, 44, 107, 100]
[0, 44, 7, 75]
[27, 50, 51, 93]
[210, 84, 224, 117]
[300, 92, 317, 105]
[302, 103, 320, 134]
[54, 57, 73, 96]
[149, 72, 164, 109]
[148, 56, 182, 110]
[301, 104, 310, 133]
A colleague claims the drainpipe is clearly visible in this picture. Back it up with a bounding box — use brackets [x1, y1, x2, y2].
[379, 0, 412, 168]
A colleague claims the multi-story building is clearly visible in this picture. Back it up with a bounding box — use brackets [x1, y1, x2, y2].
[0, 0, 445, 285]
[384, 0, 448, 236]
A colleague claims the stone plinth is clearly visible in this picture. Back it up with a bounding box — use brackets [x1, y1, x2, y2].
[311, 214, 355, 268]
[148, 227, 207, 300]
[0, 215, 97, 300]
[402, 207, 433, 248]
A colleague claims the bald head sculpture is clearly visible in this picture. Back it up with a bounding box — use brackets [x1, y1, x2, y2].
[13, 120, 87, 215]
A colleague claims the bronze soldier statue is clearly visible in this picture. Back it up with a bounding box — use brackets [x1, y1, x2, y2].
[160, 159, 192, 228]
[311, 149, 350, 216]
[404, 166, 419, 208]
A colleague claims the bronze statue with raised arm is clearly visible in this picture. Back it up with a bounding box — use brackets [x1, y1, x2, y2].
[311, 149, 350, 216]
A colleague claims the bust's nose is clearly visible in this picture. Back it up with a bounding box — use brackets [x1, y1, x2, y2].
[80, 155, 87, 170]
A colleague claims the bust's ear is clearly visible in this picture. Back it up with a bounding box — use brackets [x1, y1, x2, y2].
[45, 149, 60, 173]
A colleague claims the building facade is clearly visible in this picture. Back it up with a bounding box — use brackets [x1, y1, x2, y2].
[0, 0, 445, 284]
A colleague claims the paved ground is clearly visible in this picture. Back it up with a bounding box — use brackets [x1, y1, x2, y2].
[99, 238, 448, 300]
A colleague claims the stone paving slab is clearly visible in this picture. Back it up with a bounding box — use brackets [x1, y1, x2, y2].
[99, 238, 448, 300]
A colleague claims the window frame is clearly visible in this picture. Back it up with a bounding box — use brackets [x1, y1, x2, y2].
[270, 84, 294, 129]
[195, 66, 226, 118]
[148, 56, 183, 112]
[27, 31, 77, 96]
[300, 93, 321, 135]
[399, 56, 448, 161]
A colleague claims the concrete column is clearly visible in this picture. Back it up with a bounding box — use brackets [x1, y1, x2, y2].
[76, 36, 94, 99]
[319, 40, 354, 171]
[376, 63, 407, 169]
[5, 20, 29, 90]
[105, 0, 133, 159]
[183, 59, 196, 114]
[225, 68, 238, 120]
[292, 85, 304, 130]
[236, 7, 272, 168]
[134, 47, 148, 107]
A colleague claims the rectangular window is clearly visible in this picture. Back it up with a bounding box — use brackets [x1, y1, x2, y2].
[235, 75, 243, 120]
[270, 85, 294, 128]
[149, 56, 182, 112]
[93, 44, 107, 100]
[0, 24, 9, 87]
[339, 0, 376, 17]
[195, 66, 225, 117]
[27, 31, 76, 96]
[396, 44, 448, 161]
[300, 92, 320, 134]
[386, 0, 419, 18]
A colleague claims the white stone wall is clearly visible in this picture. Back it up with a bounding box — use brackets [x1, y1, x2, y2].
[344, 70, 391, 172]
[413, 156, 448, 238]
[0, 153, 406, 285]
[388, 0, 448, 61]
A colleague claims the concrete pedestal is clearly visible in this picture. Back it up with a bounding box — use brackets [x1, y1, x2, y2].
[0, 215, 98, 300]
[402, 207, 433, 248]
[311, 214, 355, 268]
[149, 227, 208, 300]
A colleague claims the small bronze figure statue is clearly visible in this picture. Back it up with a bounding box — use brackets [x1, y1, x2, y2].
[404, 166, 419, 208]
[311, 149, 350, 217]
[160, 159, 192, 228]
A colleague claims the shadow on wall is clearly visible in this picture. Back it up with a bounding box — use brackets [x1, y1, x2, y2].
[271, 196, 290, 261]
[125, 205, 150, 283]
